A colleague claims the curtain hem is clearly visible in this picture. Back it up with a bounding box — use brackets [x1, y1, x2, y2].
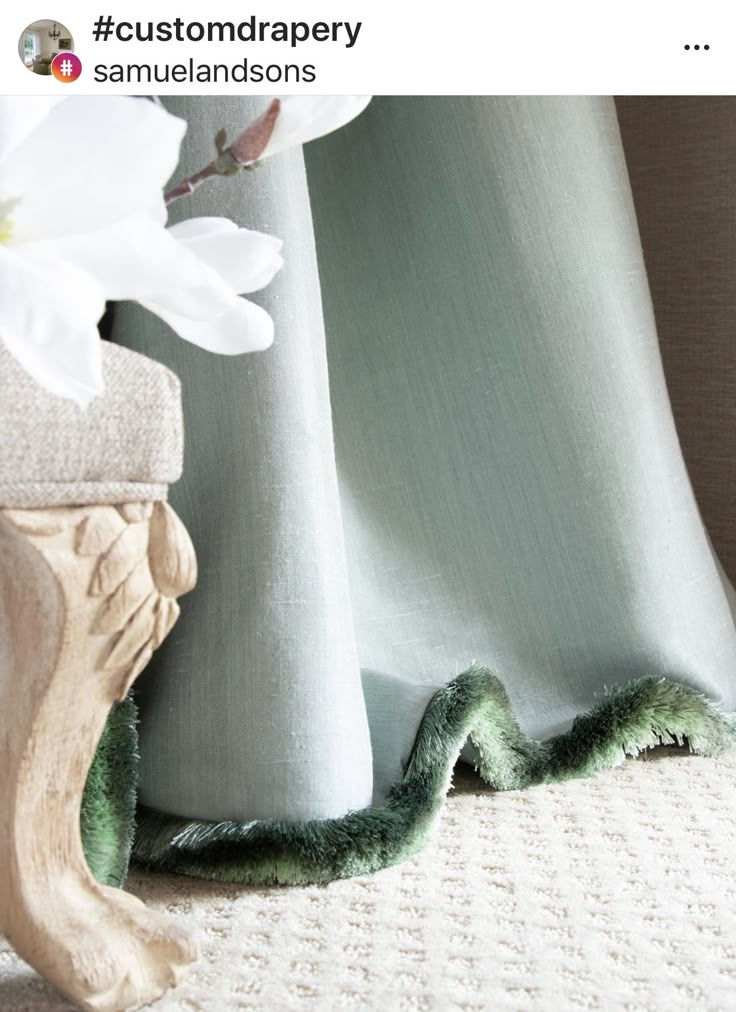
[111, 668, 736, 887]
[81, 695, 139, 887]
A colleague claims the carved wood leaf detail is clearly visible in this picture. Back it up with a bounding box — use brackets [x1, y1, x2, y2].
[2, 510, 69, 537]
[148, 502, 197, 598]
[101, 592, 158, 671]
[91, 559, 155, 635]
[3, 500, 195, 705]
[76, 509, 126, 557]
[114, 643, 154, 702]
[81, 501, 193, 698]
[89, 522, 150, 597]
[152, 597, 180, 650]
[117, 503, 154, 524]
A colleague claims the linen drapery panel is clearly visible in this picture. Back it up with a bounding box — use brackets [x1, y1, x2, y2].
[91, 95, 736, 885]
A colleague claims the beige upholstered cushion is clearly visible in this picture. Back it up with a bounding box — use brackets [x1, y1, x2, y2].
[0, 341, 183, 508]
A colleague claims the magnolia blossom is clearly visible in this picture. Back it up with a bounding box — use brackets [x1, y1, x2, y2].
[263, 95, 371, 157]
[163, 95, 373, 204]
[0, 97, 283, 406]
[230, 96, 372, 165]
[141, 218, 282, 353]
[0, 94, 370, 407]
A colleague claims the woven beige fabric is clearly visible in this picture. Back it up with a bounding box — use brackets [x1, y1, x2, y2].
[3, 749, 735, 1010]
[617, 96, 736, 582]
[0, 342, 183, 508]
[0, 481, 170, 509]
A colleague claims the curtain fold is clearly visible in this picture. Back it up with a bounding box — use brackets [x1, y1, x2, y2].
[112, 96, 374, 824]
[306, 95, 736, 764]
[100, 96, 736, 886]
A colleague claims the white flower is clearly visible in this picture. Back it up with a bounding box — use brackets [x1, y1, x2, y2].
[229, 96, 372, 166]
[0, 95, 371, 408]
[0, 97, 66, 162]
[0, 97, 183, 405]
[141, 218, 283, 353]
[262, 96, 371, 159]
[0, 97, 283, 407]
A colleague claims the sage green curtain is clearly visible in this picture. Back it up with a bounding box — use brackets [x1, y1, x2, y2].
[111, 96, 736, 879]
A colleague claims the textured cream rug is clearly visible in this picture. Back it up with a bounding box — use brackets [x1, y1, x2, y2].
[2, 748, 736, 1010]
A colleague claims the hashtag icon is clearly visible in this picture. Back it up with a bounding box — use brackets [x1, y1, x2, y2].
[58, 58, 73, 76]
[92, 15, 114, 41]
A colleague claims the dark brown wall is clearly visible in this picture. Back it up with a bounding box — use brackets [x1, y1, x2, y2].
[617, 97, 736, 579]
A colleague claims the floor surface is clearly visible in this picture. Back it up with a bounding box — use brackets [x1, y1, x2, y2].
[2, 747, 735, 1010]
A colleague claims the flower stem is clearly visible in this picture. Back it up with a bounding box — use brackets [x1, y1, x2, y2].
[163, 99, 281, 207]
[164, 153, 237, 206]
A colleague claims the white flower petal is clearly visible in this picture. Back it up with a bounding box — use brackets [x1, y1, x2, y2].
[142, 274, 235, 322]
[167, 217, 236, 240]
[0, 247, 104, 406]
[31, 216, 220, 301]
[170, 220, 283, 294]
[0, 245, 105, 349]
[260, 96, 371, 159]
[1, 323, 103, 408]
[0, 97, 67, 161]
[2, 97, 186, 243]
[142, 292, 274, 353]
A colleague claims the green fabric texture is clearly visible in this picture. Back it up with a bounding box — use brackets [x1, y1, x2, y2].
[129, 670, 735, 886]
[81, 695, 139, 887]
[80, 96, 736, 888]
[114, 97, 736, 831]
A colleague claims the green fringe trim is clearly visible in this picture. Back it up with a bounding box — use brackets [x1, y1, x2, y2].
[129, 668, 736, 886]
[81, 694, 139, 887]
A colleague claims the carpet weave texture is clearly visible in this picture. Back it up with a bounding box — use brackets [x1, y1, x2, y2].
[2, 748, 735, 1010]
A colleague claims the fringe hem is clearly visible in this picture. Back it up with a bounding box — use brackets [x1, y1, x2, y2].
[123, 668, 736, 886]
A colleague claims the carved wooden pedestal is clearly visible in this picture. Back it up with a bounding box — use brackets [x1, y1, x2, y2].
[0, 501, 198, 1011]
